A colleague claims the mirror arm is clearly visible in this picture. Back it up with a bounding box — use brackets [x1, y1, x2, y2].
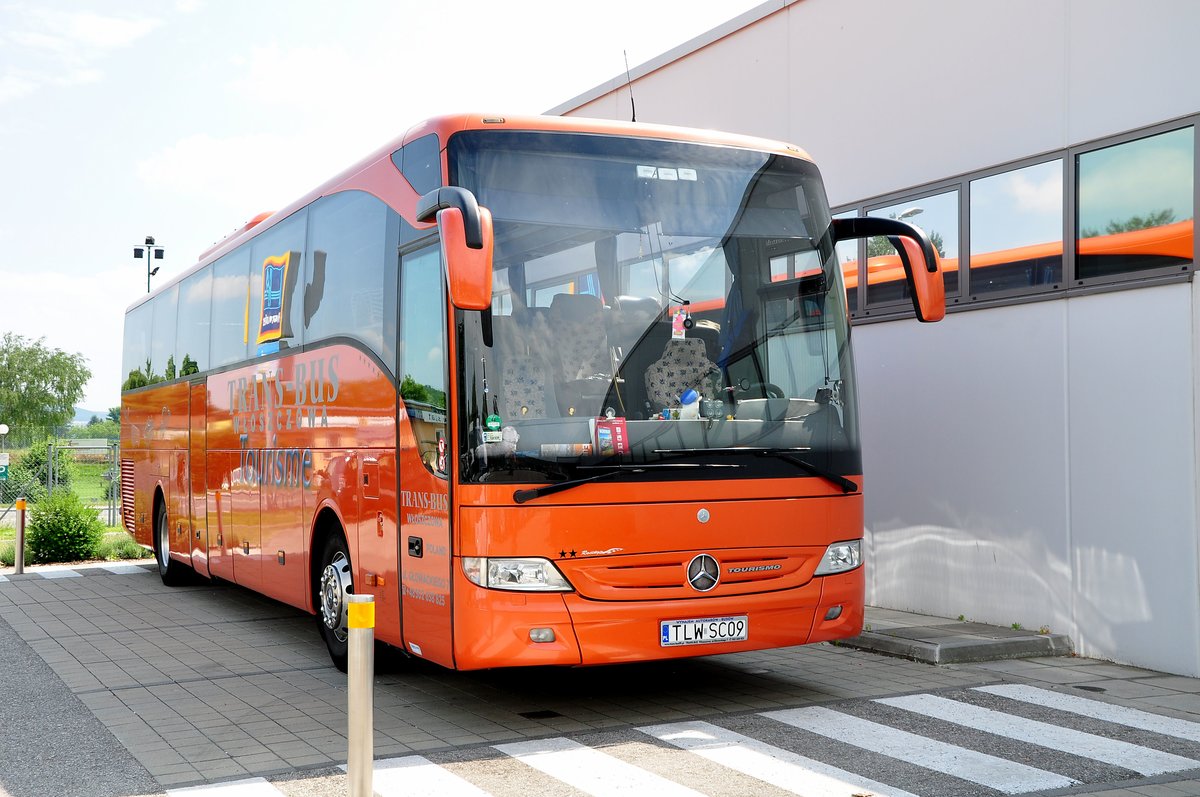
[831, 217, 938, 272]
[416, 187, 484, 249]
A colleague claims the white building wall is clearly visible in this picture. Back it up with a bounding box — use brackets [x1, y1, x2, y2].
[554, 0, 1200, 674]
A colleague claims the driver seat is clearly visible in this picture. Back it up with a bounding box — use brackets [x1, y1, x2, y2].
[645, 338, 719, 409]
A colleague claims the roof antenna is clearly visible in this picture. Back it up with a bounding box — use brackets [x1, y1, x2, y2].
[624, 50, 637, 123]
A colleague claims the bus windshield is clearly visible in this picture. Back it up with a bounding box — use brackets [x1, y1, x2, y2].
[449, 131, 859, 484]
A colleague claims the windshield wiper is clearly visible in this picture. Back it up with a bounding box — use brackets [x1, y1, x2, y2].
[652, 447, 859, 494]
[512, 463, 740, 504]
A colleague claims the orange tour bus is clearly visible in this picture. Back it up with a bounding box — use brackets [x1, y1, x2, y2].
[120, 114, 944, 671]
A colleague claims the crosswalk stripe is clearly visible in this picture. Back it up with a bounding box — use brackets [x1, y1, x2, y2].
[763, 706, 1077, 794]
[372, 755, 493, 796]
[977, 683, 1200, 743]
[878, 693, 1198, 776]
[37, 568, 82, 579]
[101, 564, 147, 574]
[494, 736, 706, 797]
[166, 776, 286, 796]
[641, 719, 921, 797]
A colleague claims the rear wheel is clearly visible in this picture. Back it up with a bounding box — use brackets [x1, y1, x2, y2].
[316, 532, 353, 672]
[154, 499, 192, 586]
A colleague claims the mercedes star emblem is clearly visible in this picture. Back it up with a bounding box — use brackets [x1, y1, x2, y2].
[686, 553, 720, 592]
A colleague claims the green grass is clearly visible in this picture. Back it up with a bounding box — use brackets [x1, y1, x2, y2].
[72, 461, 114, 504]
[0, 528, 148, 566]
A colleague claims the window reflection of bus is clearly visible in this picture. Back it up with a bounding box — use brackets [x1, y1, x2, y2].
[843, 219, 1192, 304]
[120, 113, 941, 673]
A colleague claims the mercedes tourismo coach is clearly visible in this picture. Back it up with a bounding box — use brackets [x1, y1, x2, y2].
[119, 114, 944, 671]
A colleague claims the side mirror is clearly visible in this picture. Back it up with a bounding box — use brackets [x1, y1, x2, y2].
[416, 187, 494, 311]
[831, 217, 945, 322]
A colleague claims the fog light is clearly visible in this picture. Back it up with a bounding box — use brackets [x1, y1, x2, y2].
[824, 605, 843, 621]
[529, 627, 556, 643]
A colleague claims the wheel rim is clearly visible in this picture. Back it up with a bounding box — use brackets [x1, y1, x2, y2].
[156, 509, 170, 571]
[319, 550, 352, 643]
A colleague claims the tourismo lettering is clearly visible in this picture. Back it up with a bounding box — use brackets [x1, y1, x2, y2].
[234, 440, 313, 489]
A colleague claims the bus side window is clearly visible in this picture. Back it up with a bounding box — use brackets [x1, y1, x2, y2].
[399, 246, 448, 472]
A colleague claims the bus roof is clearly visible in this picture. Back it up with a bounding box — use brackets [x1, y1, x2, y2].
[126, 113, 814, 314]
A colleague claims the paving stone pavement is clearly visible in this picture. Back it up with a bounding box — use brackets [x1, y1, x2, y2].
[4, 561, 1200, 797]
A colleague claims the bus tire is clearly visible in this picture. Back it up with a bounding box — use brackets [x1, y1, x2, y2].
[316, 531, 353, 672]
[154, 498, 192, 587]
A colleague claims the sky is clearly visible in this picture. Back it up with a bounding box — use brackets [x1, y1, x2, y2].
[0, 0, 767, 413]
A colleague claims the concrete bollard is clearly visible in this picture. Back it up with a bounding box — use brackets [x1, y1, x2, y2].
[14, 497, 25, 576]
[346, 594, 374, 797]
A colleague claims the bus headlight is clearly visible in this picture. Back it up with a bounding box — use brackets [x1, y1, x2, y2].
[813, 540, 862, 576]
[462, 557, 573, 592]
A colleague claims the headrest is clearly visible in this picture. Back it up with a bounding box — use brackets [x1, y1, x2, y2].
[663, 337, 710, 361]
[614, 295, 661, 321]
[549, 292, 602, 318]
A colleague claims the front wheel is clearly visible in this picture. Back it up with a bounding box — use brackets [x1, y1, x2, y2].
[316, 533, 353, 672]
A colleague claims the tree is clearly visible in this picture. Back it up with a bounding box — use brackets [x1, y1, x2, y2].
[1080, 208, 1176, 239]
[107, 407, 120, 423]
[866, 214, 946, 259]
[0, 333, 90, 441]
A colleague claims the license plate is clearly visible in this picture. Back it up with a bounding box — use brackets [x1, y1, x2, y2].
[660, 615, 748, 647]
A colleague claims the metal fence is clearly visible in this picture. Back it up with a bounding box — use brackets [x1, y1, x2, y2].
[0, 440, 120, 528]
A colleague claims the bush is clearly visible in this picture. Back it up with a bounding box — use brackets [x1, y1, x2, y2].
[26, 491, 104, 564]
[0, 541, 33, 568]
[95, 532, 148, 561]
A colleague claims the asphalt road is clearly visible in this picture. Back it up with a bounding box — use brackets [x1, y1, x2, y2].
[0, 610, 159, 797]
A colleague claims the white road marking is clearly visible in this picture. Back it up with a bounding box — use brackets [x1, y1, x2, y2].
[641, 719, 921, 797]
[879, 693, 1198, 775]
[37, 568, 82, 579]
[371, 755, 494, 796]
[101, 564, 147, 574]
[166, 777, 286, 796]
[977, 683, 1200, 743]
[763, 705, 1077, 794]
[495, 736, 705, 796]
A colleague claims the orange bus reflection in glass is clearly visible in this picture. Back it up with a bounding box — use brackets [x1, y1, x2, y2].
[842, 218, 1193, 300]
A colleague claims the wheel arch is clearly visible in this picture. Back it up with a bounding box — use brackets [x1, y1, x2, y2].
[308, 501, 350, 613]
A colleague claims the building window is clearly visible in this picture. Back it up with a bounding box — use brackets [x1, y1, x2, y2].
[866, 189, 959, 306]
[969, 159, 1063, 298]
[1076, 126, 1194, 281]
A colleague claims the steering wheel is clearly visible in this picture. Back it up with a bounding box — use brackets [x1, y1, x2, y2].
[734, 381, 786, 399]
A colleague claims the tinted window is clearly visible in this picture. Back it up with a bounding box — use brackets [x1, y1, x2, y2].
[968, 159, 1063, 297]
[1077, 127, 1194, 280]
[867, 190, 959, 305]
[210, 248, 250, 368]
[249, 212, 306, 358]
[393, 134, 442, 196]
[121, 301, 153, 390]
[176, 267, 212, 375]
[149, 284, 179, 381]
[304, 191, 399, 369]
[399, 246, 447, 473]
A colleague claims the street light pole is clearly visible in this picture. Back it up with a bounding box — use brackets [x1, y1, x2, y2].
[133, 235, 165, 293]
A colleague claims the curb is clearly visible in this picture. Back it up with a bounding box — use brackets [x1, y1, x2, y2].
[834, 622, 1074, 665]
